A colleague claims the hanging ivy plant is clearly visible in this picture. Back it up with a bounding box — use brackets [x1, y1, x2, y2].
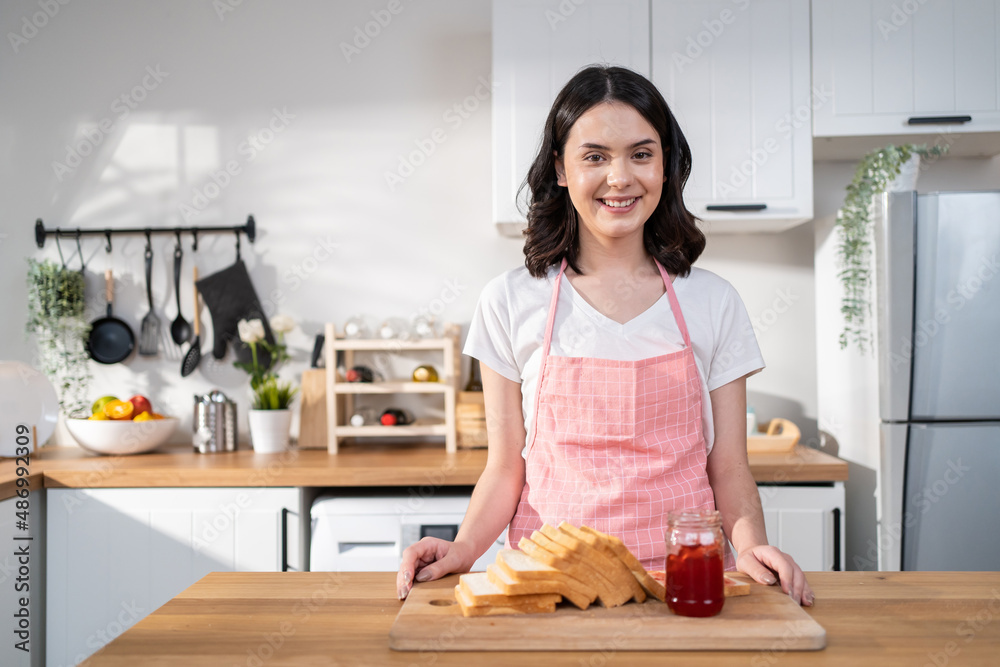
[836, 143, 946, 353]
[25, 259, 92, 418]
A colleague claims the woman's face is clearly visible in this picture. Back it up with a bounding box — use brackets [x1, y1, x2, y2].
[555, 102, 666, 246]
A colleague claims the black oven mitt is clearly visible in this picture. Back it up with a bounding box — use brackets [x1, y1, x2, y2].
[195, 260, 273, 367]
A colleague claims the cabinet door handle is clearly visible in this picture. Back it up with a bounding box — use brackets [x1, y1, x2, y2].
[832, 507, 841, 572]
[281, 507, 290, 572]
[906, 115, 972, 125]
[705, 203, 767, 212]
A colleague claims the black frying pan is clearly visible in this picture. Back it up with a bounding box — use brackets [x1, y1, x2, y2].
[87, 269, 135, 364]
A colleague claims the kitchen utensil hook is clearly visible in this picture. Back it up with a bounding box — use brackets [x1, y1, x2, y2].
[235, 230, 241, 261]
[104, 230, 113, 253]
[191, 229, 198, 252]
[75, 230, 87, 273]
[144, 229, 152, 254]
[54, 232, 66, 268]
[175, 230, 183, 252]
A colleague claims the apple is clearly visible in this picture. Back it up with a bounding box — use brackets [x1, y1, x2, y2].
[92, 395, 118, 415]
[128, 395, 153, 417]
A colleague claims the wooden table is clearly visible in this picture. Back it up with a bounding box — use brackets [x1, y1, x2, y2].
[85, 571, 1000, 666]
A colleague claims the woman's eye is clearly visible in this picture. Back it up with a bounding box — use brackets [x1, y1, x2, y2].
[633, 151, 653, 160]
[583, 154, 604, 162]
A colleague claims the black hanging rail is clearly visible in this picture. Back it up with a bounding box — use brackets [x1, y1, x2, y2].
[34, 215, 256, 251]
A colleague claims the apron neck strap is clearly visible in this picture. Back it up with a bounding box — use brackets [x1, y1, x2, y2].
[540, 258, 568, 360]
[653, 259, 692, 349]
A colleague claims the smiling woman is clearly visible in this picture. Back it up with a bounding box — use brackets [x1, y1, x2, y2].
[397, 65, 814, 608]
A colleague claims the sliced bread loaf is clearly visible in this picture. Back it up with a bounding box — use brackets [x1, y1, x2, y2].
[579, 524, 667, 602]
[553, 523, 647, 603]
[487, 563, 592, 610]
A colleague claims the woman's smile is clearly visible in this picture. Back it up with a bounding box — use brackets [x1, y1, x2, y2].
[599, 196, 639, 211]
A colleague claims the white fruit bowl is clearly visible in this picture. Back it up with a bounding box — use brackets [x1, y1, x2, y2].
[64, 417, 179, 455]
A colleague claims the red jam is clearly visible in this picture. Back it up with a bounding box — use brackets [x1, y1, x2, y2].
[666, 542, 725, 617]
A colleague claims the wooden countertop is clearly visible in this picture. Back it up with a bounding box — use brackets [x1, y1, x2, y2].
[85, 571, 1000, 666]
[0, 443, 847, 500]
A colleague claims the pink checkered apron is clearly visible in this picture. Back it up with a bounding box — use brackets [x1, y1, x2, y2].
[507, 257, 734, 572]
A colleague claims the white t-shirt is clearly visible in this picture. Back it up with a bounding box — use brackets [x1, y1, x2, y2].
[464, 263, 765, 456]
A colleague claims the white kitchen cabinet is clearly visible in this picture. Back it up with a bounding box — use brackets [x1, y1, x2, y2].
[0, 493, 45, 667]
[812, 0, 1000, 157]
[492, 0, 812, 234]
[46, 487, 299, 666]
[757, 484, 845, 571]
[492, 0, 650, 233]
[651, 0, 814, 232]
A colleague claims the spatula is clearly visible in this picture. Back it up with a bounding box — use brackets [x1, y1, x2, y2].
[139, 245, 160, 355]
[181, 266, 202, 377]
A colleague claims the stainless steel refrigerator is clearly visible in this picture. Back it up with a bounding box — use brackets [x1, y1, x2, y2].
[875, 190, 1000, 571]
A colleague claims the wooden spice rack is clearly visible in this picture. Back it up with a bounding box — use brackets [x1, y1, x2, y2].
[322, 323, 460, 454]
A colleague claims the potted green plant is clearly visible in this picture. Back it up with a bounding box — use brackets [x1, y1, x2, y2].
[25, 258, 92, 418]
[835, 143, 947, 352]
[234, 315, 298, 452]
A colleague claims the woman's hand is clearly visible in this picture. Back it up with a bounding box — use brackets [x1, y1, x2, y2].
[737, 545, 815, 606]
[396, 363, 526, 601]
[397, 537, 475, 600]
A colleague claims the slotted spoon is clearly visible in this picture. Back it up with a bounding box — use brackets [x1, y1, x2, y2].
[181, 266, 202, 377]
[139, 244, 160, 355]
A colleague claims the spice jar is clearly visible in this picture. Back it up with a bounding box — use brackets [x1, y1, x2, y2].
[665, 509, 725, 617]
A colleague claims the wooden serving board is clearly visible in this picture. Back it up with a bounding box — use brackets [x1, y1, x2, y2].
[389, 574, 825, 652]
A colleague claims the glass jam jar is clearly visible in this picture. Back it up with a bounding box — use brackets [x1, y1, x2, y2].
[665, 509, 725, 618]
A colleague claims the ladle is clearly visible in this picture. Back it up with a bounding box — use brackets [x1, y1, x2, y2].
[170, 237, 191, 345]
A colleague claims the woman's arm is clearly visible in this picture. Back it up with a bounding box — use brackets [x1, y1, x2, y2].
[706, 376, 815, 606]
[397, 362, 527, 599]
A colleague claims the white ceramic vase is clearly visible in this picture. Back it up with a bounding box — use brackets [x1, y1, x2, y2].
[248, 409, 292, 453]
[888, 153, 921, 192]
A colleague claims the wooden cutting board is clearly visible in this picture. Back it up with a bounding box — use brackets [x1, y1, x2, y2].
[389, 574, 825, 652]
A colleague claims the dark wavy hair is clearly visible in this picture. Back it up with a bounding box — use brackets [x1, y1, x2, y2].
[520, 65, 705, 278]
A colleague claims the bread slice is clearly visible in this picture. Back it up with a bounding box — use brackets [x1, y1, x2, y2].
[454, 585, 559, 617]
[496, 549, 598, 605]
[579, 524, 666, 602]
[723, 575, 751, 597]
[554, 523, 646, 603]
[529, 530, 631, 608]
[518, 535, 625, 607]
[526, 531, 620, 605]
[647, 570, 752, 597]
[458, 572, 562, 607]
[487, 563, 592, 610]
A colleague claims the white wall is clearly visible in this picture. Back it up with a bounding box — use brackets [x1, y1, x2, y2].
[2, 0, 516, 445]
[815, 156, 1000, 570]
[0, 0, 820, 449]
